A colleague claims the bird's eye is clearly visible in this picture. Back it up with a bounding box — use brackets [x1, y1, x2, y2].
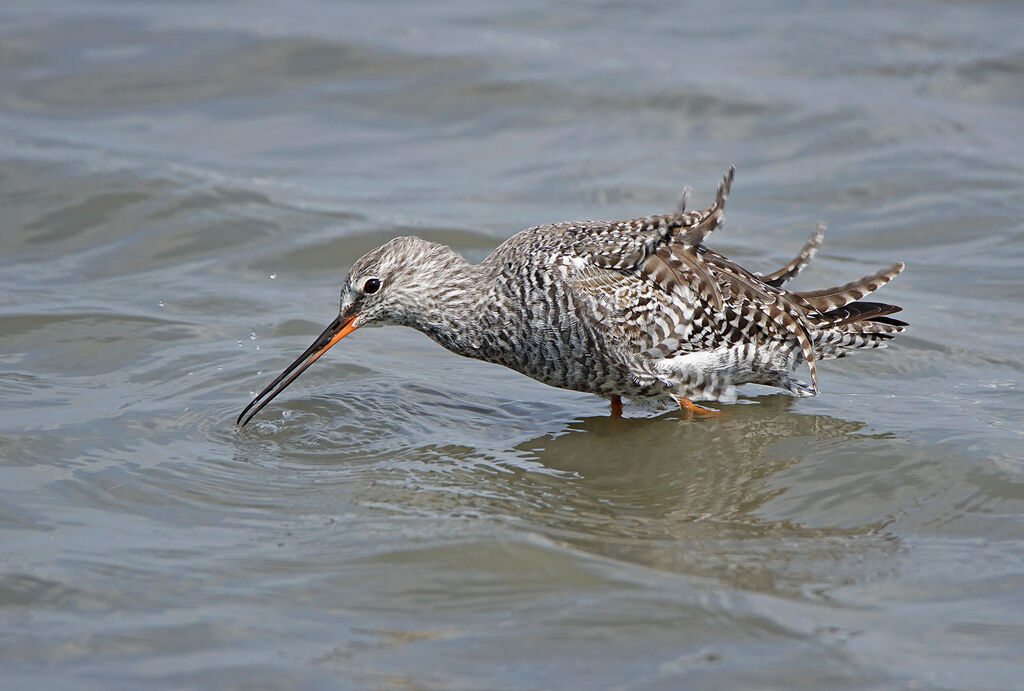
[362, 278, 382, 294]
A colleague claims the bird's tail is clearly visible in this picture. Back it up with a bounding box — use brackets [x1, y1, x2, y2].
[797, 262, 908, 359]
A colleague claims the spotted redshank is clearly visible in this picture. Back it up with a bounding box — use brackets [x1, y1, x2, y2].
[238, 168, 906, 426]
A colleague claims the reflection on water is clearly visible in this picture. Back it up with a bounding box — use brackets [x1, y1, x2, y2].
[356, 396, 900, 597]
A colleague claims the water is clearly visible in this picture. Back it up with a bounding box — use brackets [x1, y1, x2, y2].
[2, 1, 1023, 688]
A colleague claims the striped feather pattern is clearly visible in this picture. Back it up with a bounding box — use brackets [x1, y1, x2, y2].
[759, 223, 825, 288]
[795, 263, 904, 312]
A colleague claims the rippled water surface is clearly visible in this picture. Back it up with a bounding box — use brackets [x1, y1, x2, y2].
[2, 1, 1023, 688]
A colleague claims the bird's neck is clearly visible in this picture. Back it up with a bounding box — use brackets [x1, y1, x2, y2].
[398, 252, 489, 358]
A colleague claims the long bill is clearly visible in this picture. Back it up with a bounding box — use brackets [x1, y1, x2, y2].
[237, 314, 359, 427]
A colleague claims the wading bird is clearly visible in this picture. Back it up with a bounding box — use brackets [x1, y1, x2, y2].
[238, 168, 905, 426]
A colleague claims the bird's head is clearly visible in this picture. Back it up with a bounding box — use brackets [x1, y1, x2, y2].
[338, 236, 456, 329]
[237, 236, 464, 427]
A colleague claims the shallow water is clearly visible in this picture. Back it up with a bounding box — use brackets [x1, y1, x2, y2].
[2, 1, 1023, 688]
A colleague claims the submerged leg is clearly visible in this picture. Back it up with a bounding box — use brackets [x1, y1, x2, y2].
[674, 395, 723, 417]
[610, 395, 623, 418]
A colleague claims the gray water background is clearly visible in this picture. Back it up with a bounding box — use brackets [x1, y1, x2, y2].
[2, 1, 1023, 688]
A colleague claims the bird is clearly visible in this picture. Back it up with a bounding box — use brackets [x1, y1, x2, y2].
[237, 167, 906, 426]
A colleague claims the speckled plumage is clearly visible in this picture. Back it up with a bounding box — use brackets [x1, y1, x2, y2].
[239, 168, 906, 424]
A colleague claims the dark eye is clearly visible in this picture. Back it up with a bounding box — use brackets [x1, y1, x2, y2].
[362, 278, 382, 294]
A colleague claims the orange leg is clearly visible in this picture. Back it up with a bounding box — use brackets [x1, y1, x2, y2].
[610, 395, 623, 418]
[674, 395, 723, 417]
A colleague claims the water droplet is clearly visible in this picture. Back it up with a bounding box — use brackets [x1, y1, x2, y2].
[249, 391, 256, 396]
[157, 300, 165, 309]
[249, 332, 256, 340]
[237, 340, 243, 347]
[269, 273, 277, 280]
[187, 371, 193, 376]
[216, 365, 223, 371]
[255, 345, 261, 351]
[257, 369, 263, 375]
[282, 410, 293, 418]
